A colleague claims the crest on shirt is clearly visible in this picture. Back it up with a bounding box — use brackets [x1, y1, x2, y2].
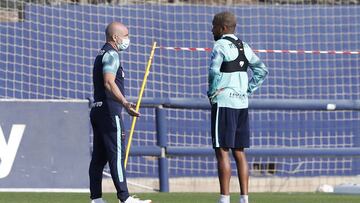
[239, 61, 244, 67]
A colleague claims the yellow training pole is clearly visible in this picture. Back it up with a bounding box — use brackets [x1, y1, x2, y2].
[125, 41, 157, 169]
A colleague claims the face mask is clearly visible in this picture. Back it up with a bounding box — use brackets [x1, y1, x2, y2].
[117, 38, 130, 51]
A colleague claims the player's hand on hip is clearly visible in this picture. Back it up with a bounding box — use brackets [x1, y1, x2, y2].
[124, 102, 140, 117]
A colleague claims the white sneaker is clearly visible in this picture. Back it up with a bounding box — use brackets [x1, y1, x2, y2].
[122, 196, 152, 203]
[91, 198, 107, 203]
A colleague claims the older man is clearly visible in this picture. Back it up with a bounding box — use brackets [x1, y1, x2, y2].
[208, 12, 268, 203]
[89, 22, 151, 203]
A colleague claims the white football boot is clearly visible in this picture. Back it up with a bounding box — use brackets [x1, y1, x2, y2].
[91, 198, 107, 203]
[122, 196, 152, 203]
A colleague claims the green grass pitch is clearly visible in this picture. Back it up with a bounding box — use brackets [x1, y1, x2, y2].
[1, 192, 360, 203]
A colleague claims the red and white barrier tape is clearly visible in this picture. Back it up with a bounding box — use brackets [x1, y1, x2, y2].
[157, 46, 360, 55]
[159, 47, 212, 52]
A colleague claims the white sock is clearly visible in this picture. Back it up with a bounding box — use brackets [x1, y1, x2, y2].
[218, 194, 230, 203]
[240, 195, 249, 203]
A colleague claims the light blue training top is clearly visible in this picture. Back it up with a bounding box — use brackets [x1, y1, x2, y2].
[208, 34, 268, 109]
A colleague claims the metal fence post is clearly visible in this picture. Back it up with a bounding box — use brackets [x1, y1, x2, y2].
[156, 105, 169, 192]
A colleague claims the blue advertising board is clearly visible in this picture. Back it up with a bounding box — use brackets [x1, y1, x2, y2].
[0, 100, 90, 189]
